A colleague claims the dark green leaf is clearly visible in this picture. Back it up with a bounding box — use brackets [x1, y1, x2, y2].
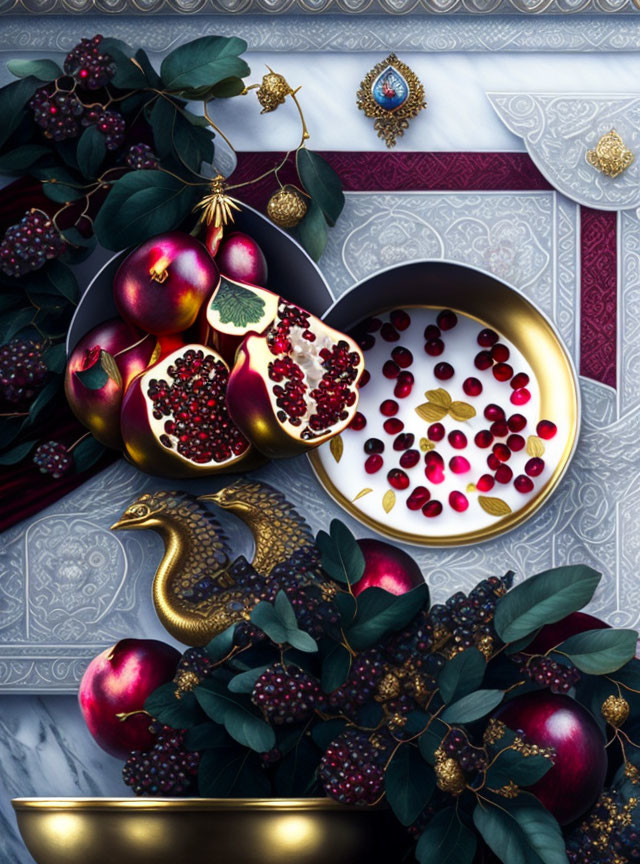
[494, 566, 601, 644]
[321, 643, 352, 693]
[334, 591, 357, 625]
[144, 681, 204, 728]
[228, 665, 270, 694]
[99, 38, 148, 89]
[0, 144, 50, 174]
[555, 628, 638, 675]
[195, 678, 276, 753]
[286, 628, 318, 653]
[7, 59, 62, 82]
[439, 648, 486, 704]
[149, 97, 175, 160]
[198, 747, 270, 797]
[134, 48, 162, 88]
[441, 689, 504, 724]
[0, 416, 25, 450]
[59, 226, 95, 249]
[316, 519, 364, 586]
[94, 170, 203, 251]
[250, 601, 288, 644]
[28, 375, 60, 422]
[473, 794, 569, 864]
[506, 629, 542, 655]
[311, 718, 346, 750]
[612, 658, 640, 691]
[274, 736, 320, 797]
[210, 277, 266, 328]
[486, 749, 553, 790]
[205, 625, 236, 664]
[295, 199, 327, 262]
[28, 261, 79, 304]
[160, 36, 249, 92]
[184, 721, 232, 751]
[296, 148, 344, 226]
[274, 590, 299, 630]
[77, 125, 106, 179]
[416, 807, 477, 864]
[385, 745, 435, 826]
[0, 439, 38, 465]
[0, 77, 40, 148]
[0, 307, 34, 342]
[173, 108, 214, 173]
[211, 76, 246, 98]
[72, 436, 106, 473]
[36, 166, 85, 204]
[346, 584, 429, 652]
[42, 343, 67, 374]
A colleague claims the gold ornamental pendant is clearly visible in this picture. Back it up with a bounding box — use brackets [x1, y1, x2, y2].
[356, 54, 426, 149]
[586, 129, 634, 179]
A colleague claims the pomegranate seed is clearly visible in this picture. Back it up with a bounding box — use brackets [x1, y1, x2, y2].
[525, 457, 545, 477]
[511, 388, 531, 405]
[384, 418, 404, 434]
[490, 420, 509, 438]
[394, 371, 414, 398]
[350, 412, 367, 431]
[359, 370, 371, 388]
[407, 486, 430, 510]
[393, 433, 415, 451]
[507, 413, 526, 432]
[537, 420, 557, 439]
[383, 360, 400, 379]
[427, 423, 445, 442]
[365, 454, 383, 473]
[422, 500, 443, 517]
[434, 362, 454, 380]
[493, 363, 513, 382]
[477, 474, 495, 492]
[487, 453, 500, 471]
[365, 317, 382, 332]
[511, 372, 530, 390]
[450, 456, 471, 474]
[425, 339, 445, 357]
[475, 351, 493, 370]
[425, 461, 445, 484]
[507, 434, 525, 452]
[358, 334, 375, 351]
[493, 443, 511, 462]
[475, 430, 494, 448]
[477, 328, 499, 348]
[484, 404, 505, 422]
[364, 438, 384, 454]
[495, 464, 513, 484]
[380, 323, 399, 342]
[463, 377, 483, 397]
[390, 310, 411, 331]
[449, 490, 469, 512]
[424, 324, 440, 340]
[391, 346, 413, 368]
[448, 430, 467, 449]
[491, 344, 510, 363]
[425, 450, 444, 466]
[380, 399, 399, 416]
[400, 449, 420, 469]
[437, 309, 458, 331]
[388, 468, 410, 490]
[514, 474, 534, 494]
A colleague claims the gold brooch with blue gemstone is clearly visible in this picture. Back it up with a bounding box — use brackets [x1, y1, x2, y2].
[356, 54, 426, 148]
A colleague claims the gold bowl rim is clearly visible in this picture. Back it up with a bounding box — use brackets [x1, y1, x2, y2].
[12, 797, 364, 813]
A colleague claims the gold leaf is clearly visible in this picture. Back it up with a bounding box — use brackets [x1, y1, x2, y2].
[526, 436, 545, 458]
[419, 437, 435, 452]
[149, 341, 162, 366]
[424, 388, 452, 409]
[478, 496, 512, 517]
[449, 401, 477, 422]
[330, 434, 344, 463]
[353, 488, 373, 502]
[416, 402, 448, 423]
[383, 490, 396, 513]
[100, 350, 123, 388]
[466, 483, 477, 493]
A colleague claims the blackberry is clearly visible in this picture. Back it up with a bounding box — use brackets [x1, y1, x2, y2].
[82, 108, 126, 150]
[383, 609, 433, 668]
[252, 663, 322, 725]
[33, 441, 73, 478]
[442, 728, 486, 776]
[0, 338, 47, 403]
[126, 143, 159, 170]
[173, 647, 212, 696]
[0, 209, 66, 277]
[319, 730, 387, 806]
[64, 35, 116, 90]
[516, 655, 581, 694]
[30, 85, 84, 141]
[123, 724, 200, 796]
[327, 649, 385, 717]
[566, 789, 639, 863]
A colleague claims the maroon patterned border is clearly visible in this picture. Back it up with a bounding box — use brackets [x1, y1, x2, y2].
[580, 208, 617, 388]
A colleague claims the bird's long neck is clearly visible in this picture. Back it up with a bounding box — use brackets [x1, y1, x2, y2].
[247, 508, 313, 575]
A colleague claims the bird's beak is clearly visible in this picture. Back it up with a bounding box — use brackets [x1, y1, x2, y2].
[110, 517, 129, 531]
[199, 492, 223, 505]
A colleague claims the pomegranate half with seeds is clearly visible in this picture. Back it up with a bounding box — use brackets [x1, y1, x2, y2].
[120, 344, 255, 477]
[226, 300, 365, 458]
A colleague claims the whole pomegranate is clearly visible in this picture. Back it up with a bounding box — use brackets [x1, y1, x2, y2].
[120, 343, 255, 477]
[65, 318, 156, 449]
[352, 538, 423, 597]
[215, 231, 268, 286]
[494, 692, 607, 825]
[527, 611, 608, 655]
[114, 232, 218, 335]
[78, 638, 180, 759]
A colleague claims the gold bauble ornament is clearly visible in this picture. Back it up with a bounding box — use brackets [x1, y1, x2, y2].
[257, 69, 291, 113]
[267, 187, 308, 228]
[601, 694, 630, 727]
[375, 672, 402, 703]
[174, 669, 200, 698]
[434, 748, 466, 796]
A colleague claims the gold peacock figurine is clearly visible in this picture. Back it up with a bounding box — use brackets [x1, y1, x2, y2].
[111, 480, 320, 646]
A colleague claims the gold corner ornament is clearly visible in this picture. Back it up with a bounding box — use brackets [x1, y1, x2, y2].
[356, 54, 426, 149]
[586, 129, 635, 179]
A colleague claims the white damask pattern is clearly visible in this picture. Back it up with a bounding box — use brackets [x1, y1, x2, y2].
[620, 211, 640, 417]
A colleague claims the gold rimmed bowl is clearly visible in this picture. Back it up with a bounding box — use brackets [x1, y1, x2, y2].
[309, 260, 580, 547]
[12, 798, 409, 864]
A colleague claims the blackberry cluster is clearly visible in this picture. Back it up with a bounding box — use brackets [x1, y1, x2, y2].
[327, 649, 385, 717]
[0, 338, 47, 403]
[430, 573, 514, 652]
[123, 724, 200, 797]
[0, 209, 66, 277]
[269, 548, 340, 639]
[126, 143, 159, 170]
[175, 647, 213, 681]
[515, 654, 581, 695]
[252, 663, 323, 725]
[442, 729, 487, 775]
[319, 730, 387, 806]
[33, 441, 73, 478]
[30, 86, 84, 141]
[383, 608, 433, 668]
[83, 108, 126, 150]
[566, 789, 640, 863]
[64, 35, 116, 90]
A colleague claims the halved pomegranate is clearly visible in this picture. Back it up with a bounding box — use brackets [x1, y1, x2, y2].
[120, 344, 255, 477]
[226, 300, 365, 458]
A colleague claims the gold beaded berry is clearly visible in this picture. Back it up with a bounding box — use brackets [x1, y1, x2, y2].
[601, 694, 630, 727]
[267, 187, 308, 229]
